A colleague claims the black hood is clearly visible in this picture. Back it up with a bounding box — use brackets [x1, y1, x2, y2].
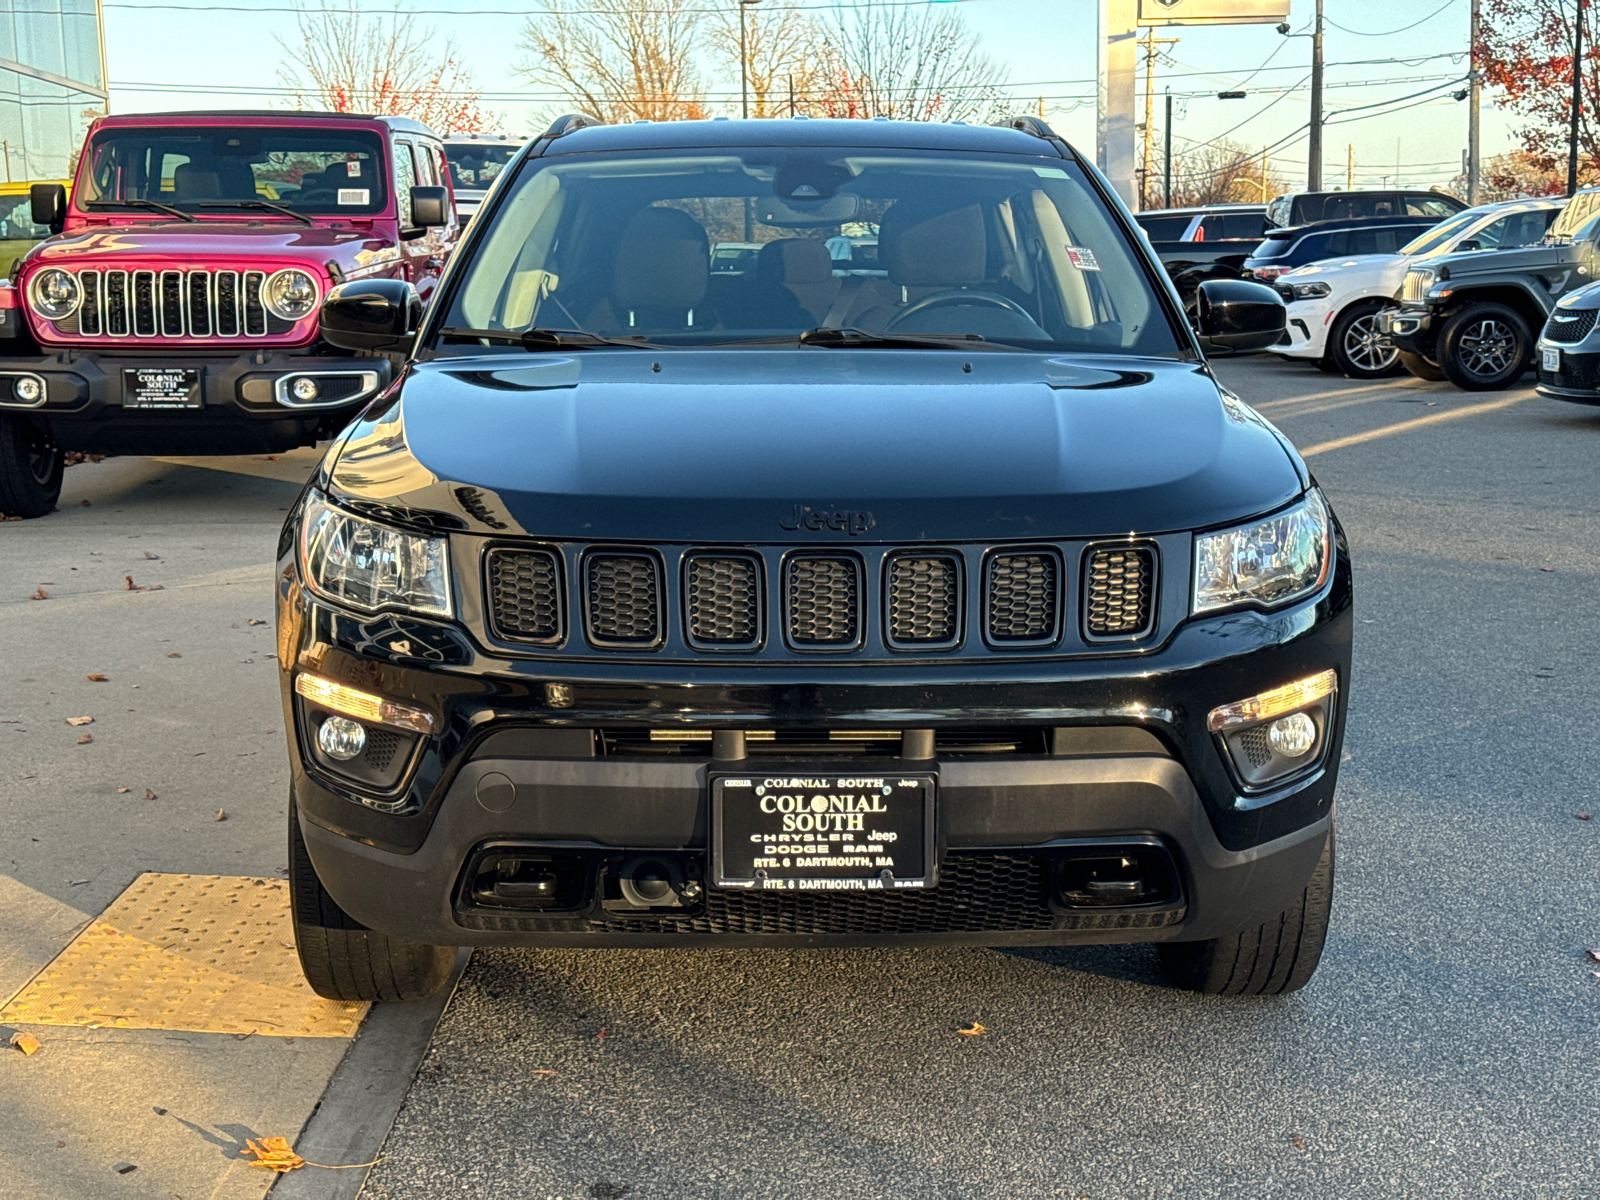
[325, 350, 1306, 542]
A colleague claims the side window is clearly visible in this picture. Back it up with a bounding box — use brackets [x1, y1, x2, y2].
[393, 140, 418, 225]
[1409, 197, 1458, 217]
[1222, 213, 1263, 239]
[159, 152, 192, 196]
[1471, 216, 1512, 250]
[1300, 232, 1335, 258]
[415, 143, 438, 186]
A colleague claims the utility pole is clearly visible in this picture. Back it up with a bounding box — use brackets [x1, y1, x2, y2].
[1570, 0, 1584, 196]
[1347, 144, 1353, 190]
[1138, 29, 1179, 209]
[1308, 0, 1325, 190]
[1164, 90, 1173, 208]
[739, 0, 761, 120]
[1260, 146, 1269, 202]
[1468, 0, 1481, 203]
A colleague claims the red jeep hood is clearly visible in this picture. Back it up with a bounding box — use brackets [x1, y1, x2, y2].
[27, 222, 387, 273]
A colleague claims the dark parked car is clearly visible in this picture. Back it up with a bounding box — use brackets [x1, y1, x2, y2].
[1135, 203, 1265, 242]
[1265, 188, 1466, 229]
[1243, 215, 1444, 282]
[1380, 187, 1600, 390]
[277, 115, 1348, 1006]
[1533, 281, 1600, 402]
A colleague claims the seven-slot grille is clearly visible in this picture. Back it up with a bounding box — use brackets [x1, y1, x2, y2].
[685, 555, 761, 647]
[1083, 546, 1155, 638]
[1399, 269, 1433, 305]
[786, 556, 860, 646]
[56, 268, 290, 339]
[887, 555, 960, 645]
[585, 554, 662, 645]
[486, 548, 562, 642]
[485, 543, 1160, 652]
[1544, 308, 1598, 343]
[986, 552, 1060, 643]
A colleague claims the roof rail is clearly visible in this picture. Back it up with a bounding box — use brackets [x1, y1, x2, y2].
[542, 113, 605, 139]
[994, 115, 1058, 140]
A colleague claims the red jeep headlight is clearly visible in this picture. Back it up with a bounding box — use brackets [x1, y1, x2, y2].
[264, 269, 319, 321]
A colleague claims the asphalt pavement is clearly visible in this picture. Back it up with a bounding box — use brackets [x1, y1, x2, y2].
[4, 359, 1598, 1199]
[360, 360, 1600, 1199]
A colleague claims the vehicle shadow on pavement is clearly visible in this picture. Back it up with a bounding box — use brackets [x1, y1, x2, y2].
[996, 942, 1169, 988]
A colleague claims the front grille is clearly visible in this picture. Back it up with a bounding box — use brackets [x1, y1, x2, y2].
[585, 553, 661, 646]
[685, 555, 760, 647]
[786, 556, 859, 647]
[487, 548, 562, 642]
[1400, 269, 1433, 304]
[886, 555, 960, 646]
[47, 267, 301, 340]
[1544, 308, 1598, 343]
[1083, 546, 1155, 638]
[986, 552, 1060, 643]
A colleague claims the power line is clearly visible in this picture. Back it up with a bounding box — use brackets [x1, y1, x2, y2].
[1324, 0, 1460, 38]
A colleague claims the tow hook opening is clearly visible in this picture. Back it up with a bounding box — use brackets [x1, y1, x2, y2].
[468, 850, 597, 912]
[1055, 844, 1180, 909]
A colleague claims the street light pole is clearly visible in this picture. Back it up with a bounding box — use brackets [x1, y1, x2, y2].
[1308, 0, 1324, 190]
[1164, 89, 1173, 208]
[1468, 0, 1481, 203]
[1570, 0, 1584, 196]
[739, 0, 761, 120]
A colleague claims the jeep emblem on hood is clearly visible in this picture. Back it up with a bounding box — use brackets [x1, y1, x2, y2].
[779, 504, 875, 535]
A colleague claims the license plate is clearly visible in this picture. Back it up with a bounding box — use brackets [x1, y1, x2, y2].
[123, 367, 202, 409]
[712, 772, 935, 891]
[1543, 346, 1561, 373]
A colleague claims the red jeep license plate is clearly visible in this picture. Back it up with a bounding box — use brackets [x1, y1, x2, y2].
[123, 368, 202, 409]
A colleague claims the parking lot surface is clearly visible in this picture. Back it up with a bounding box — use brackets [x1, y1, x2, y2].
[4, 358, 1598, 1198]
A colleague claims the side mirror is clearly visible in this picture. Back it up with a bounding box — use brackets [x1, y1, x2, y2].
[1194, 278, 1286, 354]
[320, 278, 421, 354]
[30, 183, 66, 232]
[409, 185, 449, 229]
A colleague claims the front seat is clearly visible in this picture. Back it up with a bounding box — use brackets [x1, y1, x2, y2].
[599, 207, 712, 332]
[754, 238, 840, 325]
[171, 162, 221, 202]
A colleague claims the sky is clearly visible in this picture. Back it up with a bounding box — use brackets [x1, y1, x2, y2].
[102, 0, 1517, 196]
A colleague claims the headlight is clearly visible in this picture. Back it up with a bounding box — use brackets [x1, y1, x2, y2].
[1288, 282, 1330, 300]
[300, 490, 452, 617]
[263, 269, 320, 321]
[1192, 491, 1331, 616]
[28, 269, 81, 320]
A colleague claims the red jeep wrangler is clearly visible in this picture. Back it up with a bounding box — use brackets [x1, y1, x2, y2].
[0, 110, 459, 517]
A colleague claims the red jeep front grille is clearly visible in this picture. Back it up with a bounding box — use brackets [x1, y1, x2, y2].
[39, 267, 302, 343]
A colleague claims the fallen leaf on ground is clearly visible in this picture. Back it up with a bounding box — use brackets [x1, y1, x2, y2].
[86, 673, 108, 682]
[215, 809, 227, 821]
[596, 1028, 609, 1041]
[1579, 812, 1592, 821]
[31, 586, 48, 600]
[112, 1161, 137, 1175]
[241, 1137, 304, 1173]
[142, 551, 159, 560]
[10, 1031, 42, 1055]
[148, 584, 164, 591]
[116, 786, 130, 794]
[65, 716, 93, 727]
[1586, 949, 1600, 963]
[247, 618, 267, 626]
[143, 788, 157, 801]
[124, 576, 142, 591]
[166, 652, 182, 658]
[1290, 1133, 1306, 1151]
[956, 1022, 986, 1036]
[76, 734, 92, 745]
[80, 499, 91, 507]
[1540, 567, 1556, 573]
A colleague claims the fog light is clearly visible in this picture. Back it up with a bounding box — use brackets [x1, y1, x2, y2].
[290, 376, 319, 402]
[12, 376, 42, 403]
[318, 715, 367, 761]
[1268, 712, 1317, 758]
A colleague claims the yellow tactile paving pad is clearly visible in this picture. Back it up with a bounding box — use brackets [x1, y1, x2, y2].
[0, 874, 368, 1038]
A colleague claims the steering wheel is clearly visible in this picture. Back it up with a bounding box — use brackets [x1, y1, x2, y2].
[885, 289, 1032, 331]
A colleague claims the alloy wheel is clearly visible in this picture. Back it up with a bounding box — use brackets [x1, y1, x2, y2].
[1343, 312, 1399, 373]
[1457, 318, 1517, 378]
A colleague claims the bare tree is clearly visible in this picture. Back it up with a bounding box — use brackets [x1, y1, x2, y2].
[810, 0, 1012, 123]
[517, 0, 709, 124]
[1166, 139, 1285, 208]
[708, 1, 825, 118]
[277, 0, 491, 133]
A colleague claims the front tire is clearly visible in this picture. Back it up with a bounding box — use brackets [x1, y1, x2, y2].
[0, 414, 63, 518]
[1326, 301, 1402, 378]
[1157, 827, 1334, 996]
[1398, 350, 1447, 381]
[289, 802, 455, 1002]
[1437, 302, 1532, 390]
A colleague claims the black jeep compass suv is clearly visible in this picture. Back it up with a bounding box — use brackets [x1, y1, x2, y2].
[276, 115, 1348, 1002]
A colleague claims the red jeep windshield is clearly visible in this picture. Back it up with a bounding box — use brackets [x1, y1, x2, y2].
[78, 127, 389, 216]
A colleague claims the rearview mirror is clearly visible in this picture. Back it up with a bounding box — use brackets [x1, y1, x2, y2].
[410, 185, 449, 229]
[1457, 240, 1481, 252]
[320, 278, 421, 354]
[1194, 278, 1286, 354]
[30, 183, 66, 232]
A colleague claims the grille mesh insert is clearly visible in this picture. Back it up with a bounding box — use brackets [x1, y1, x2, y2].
[487, 549, 562, 642]
[987, 553, 1059, 642]
[686, 556, 760, 645]
[586, 554, 660, 645]
[1237, 725, 1274, 769]
[1545, 308, 1598, 344]
[1084, 546, 1154, 637]
[786, 557, 858, 646]
[887, 556, 959, 644]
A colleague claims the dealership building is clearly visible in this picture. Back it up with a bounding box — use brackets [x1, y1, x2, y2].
[0, 0, 107, 182]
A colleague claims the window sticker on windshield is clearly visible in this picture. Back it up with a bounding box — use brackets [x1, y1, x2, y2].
[338, 188, 370, 206]
[346, 161, 362, 177]
[1033, 166, 1069, 179]
[1064, 245, 1101, 271]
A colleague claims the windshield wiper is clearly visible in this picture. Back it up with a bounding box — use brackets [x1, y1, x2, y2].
[84, 198, 196, 223]
[798, 326, 1013, 351]
[438, 326, 662, 350]
[198, 199, 314, 226]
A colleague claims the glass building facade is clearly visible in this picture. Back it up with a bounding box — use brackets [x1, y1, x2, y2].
[0, 0, 107, 183]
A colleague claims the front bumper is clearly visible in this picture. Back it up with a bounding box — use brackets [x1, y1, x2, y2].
[1534, 334, 1600, 403]
[276, 530, 1353, 949]
[1276, 298, 1335, 360]
[0, 349, 390, 454]
[1376, 305, 1438, 358]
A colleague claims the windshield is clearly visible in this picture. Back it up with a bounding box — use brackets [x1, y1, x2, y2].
[435, 147, 1180, 356]
[444, 143, 520, 192]
[78, 127, 388, 216]
[1399, 210, 1480, 257]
